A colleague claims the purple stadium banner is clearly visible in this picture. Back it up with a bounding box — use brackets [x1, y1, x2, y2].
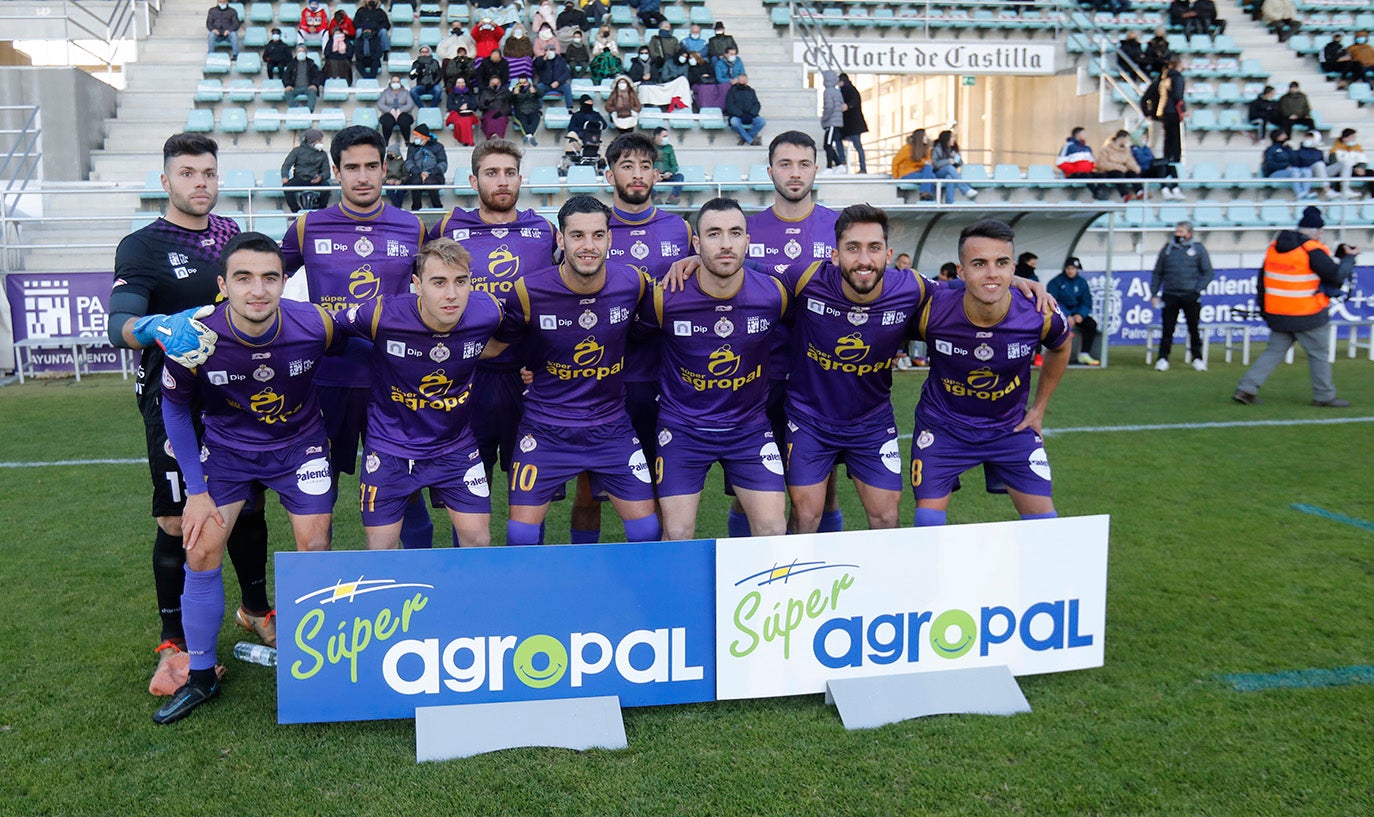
[4, 271, 124, 373]
[1084, 266, 1373, 347]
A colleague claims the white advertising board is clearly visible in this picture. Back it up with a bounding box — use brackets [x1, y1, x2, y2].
[794, 41, 1057, 75]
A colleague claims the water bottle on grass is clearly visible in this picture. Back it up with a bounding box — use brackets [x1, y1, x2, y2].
[233, 641, 277, 666]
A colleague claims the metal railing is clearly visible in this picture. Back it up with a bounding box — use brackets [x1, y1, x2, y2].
[0, 1, 161, 78]
[0, 106, 42, 219]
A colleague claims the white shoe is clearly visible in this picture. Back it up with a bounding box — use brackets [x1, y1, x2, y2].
[1192, 358, 1207, 372]
[1159, 187, 1177, 200]
[1169, 187, 1186, 200]
[1343, 189, 1362, 199]
[1323, 188, 1340, 200]
[1155, 358, 1171, 371]
[966, 187, 978, 199]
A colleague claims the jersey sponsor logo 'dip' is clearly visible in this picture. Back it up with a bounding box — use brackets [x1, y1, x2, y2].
[296, 457, 332, 496]
[314, 239, 332, 255]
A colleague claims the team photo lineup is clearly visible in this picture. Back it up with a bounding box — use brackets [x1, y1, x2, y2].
[114, 125, 1072, 723]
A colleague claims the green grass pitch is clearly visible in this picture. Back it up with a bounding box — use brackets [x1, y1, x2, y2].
[1, 355, 1372, 816]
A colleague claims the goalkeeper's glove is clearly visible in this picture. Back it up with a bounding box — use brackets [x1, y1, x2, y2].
[131, 305, 219, 367]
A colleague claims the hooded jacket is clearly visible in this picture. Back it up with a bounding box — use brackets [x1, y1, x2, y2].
[1259, 230, 1352, 332]
[821, 72, 844, 129]
[1057, 136, 1095, 176]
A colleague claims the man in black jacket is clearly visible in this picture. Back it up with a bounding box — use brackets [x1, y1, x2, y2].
[354, 0, 392, 51]
[263, 29, 293, 79]
[206, 1, 241, 59]
[1150, 221, 1215, 372]
[724, 74, 765, 146]
[284, 46, 324, 112]
[1246, 85, 1279, 142]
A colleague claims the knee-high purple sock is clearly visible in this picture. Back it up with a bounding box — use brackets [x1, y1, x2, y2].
[726, 508, 752, 538]
[181, 564, 224, 672]
[914, 508, 947, 527]
[400, 495, 434, 549]
[1020, 511, 1058, 520]
[507, 520, 542, 546]
[623, 514, 661, 542]
[819, 509, 844, 533]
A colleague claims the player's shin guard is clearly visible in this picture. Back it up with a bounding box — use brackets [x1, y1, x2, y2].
[570, 528, 600, 544]
[225, 508, 270, 614]
[622, 514, 661, 542]
[819, 509, 844, 533]
[181, 565, 224, 672]
[726, 508, 752, 538]
[507, 520, 542, 546]
[1020, 511, 1058, 520]
[399, 496, 435, 549]
[914, 508, 947, 527]
[153, 529, 187, 642]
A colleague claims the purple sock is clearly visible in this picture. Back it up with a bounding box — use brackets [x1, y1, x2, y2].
[914, 507, 947, 527]
[570, 528, 600, 544]
[726, 508, 752, 538]
[1020, 511, 1058, 520]
[399, 495, 434, 549]
[623, 514, 661, 542]
[182, 564, 224, 672]
[819, 509, 844, 533]
[507, 520, 542, 546]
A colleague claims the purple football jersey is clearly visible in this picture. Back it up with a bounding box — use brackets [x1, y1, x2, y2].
[495, 262, 649, 426]
[333, 291, 504, 458]
[747, 204, 838, 379]
[608, 205, 691, 383]
[915, 288, 1070, 431]
[161, 299, 342, 450]
[641, 270, 788, 429]
[785, 261, 931, 428]
[280, 201, 427, 388]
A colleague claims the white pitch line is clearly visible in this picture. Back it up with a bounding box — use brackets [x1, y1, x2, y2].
[0, 458, 143, 468]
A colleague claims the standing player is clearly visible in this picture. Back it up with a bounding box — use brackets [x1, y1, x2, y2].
[483, 195, 661, 546]
[154, 232, 345, 724]
[335, 239, 504, 548]
[109, 133, 274, 696]
[641, 198, 789, 540]
[280, 125, 434, 548]
[909, 220, 1072, 524]
[427, 140, 557, 483]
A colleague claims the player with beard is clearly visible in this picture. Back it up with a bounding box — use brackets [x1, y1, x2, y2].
[280, 126, 434, 547]
[427, 140, 557, 486]
[110, 133, 273, 696]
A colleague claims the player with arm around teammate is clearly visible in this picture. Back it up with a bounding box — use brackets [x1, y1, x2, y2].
[909, 219, 1072, 526]
[154, 232, 346, 724]
[640, 198, 789, 540]
[335, 239, 503, 548]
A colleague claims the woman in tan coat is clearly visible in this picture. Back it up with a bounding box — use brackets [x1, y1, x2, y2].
[604, 75, 642, 131]
[1097, 130, 1143, 201]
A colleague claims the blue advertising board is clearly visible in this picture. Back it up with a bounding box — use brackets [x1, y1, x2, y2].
[275, 542, 716, 724]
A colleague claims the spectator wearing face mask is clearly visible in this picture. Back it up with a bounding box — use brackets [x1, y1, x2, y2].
[377, 76, 417, 144]
[648, 21, 680, 70]
[354, 0, 391, 52]
[564, 28, 591, 77]
[511, 77, 544, 146]
[323, 28, 354, 82]
[404, 124, 447, 210]
[298, 0, 329, 48]
[556, 2, 591, 41]
[1293, 132, 1343, 200]
[471, 17, 505, 59]
[284, 46, 324, 111]
[473, 48, 510, 89]
[1262, 130, 1313, 200]
[714, 47, 745, 85]
[590, 43, 621, 82]
[1331, 128, 1371, 198]
[503, 25, 536, 81]
[206, 0, 241, 59]
[280, 129, 332, 212]
[263, 28, 293, 80]
[437, 23, 475, 64]
[681, 25, 708, 56]
[535, 45, 573, 109]
[384, 141, 407, 207]
[478, 74, 513, 139]
[630, 46, 656, 84]
[1349, 30, 1374, 74]
[592, 24, 617, 57]
[1150, 221, 1215, 372]
[534, 23, 561, 56]
[442, 45, 474, 88]
[707, 21, 736, 58]
[410, 46, 444, 107]
[660, 50, 690, 83]
[445, 77, 479, 146]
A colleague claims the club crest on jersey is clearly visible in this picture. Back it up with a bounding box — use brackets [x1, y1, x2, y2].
[429, 343, 451, 363]
[162, 368, 176, 389]
[630, 240, 649, 260]
[658, 429, 672, 447]
[578, 309, 598, 330]
[847, 307, 869, 326]
[519, 434, 537, 453]
[365, 453, 380, 474]
[163, 439, 177, 459]
[254, 364, 275, 382]
[974, 343, 994, 362]
[354, 237, 374, 257]
[916, 430, 935, 449]
[783, 239, 802, 259]
[714, 317, 734, 337]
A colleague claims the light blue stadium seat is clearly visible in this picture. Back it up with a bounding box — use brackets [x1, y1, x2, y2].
[419, 28, 442, 49]
[1240, 59, 1267, 80]
[616, 28, 642, 49]
[447, 4, 470, 23]
[415, 107, 444, 131]
[690, 8, 714, 26]
[259, 168, 284, 199]
[748, 163, 771, 192]
[1156, 205, 1192, 229]
[204, 53, 232, 74]
[1187, 82, 1216, 105]
[220, 108, 249, 138]
[284, 106, 314, 130]
[351, 107, 379, 128]
[664, 6, 687, 25]
[387, 53, 412, 73]
[259, 79, 285, 102]
[185, 108, 215, 133]
[418, 3, 442, 20]
[638, 110, 665, 130]
[1192, 200, 1227, 228]
[1227, 202, 1262, 227]
[1215, 109, 1244, 132]
[252, 108, 282, 133]
[1215, 82, 1243, 104]
[391, 27, 414, 49]
[248, 2, 274, 23]
[253, 212, 291, 241]
[961, 164, 990, 183]
[992, 164, 1023, 183]
[679, 164, 708, 191]
[322, 78, 350, 101]
[1187, 34, 1212, 54]
[665, 110, 696, 131]
[567, 165, 602, 193]
[277, 2, 300, 25]
[1260, 203, 1295, 225]
[610, 7, 633, 26]
[223, 79, 255, 102]
[570, 78, 597, 100]
[1167, 34, 1189, 54]
[1213, 35, 1239, 55]
[543, 107, 571, 130]
[143, 170, 168, 200]
[221, 168, 257, 197]
[528, 165, 561, 195]
[769, 7, 790, 25]
[1188, 109, 1218, 132]
[318, 107, 347, 130]
[697, 107, 727, 130]
[234, 52, 262, 74]
[1287, 34, 1316, 56]
[872, 8, 895, 28]
[1025, 165, 1056, 185]
[1186, 162, 1220, 190]
[391, 4, 414, 24]
[711, 164, 745, 192]
[244, 26, 269, 48]
[195, 79, 224, 103]
[1350, 83, 1373, 106]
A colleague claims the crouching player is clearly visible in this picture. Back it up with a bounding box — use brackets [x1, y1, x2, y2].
[910, 220, 1071, 525]
[155, 232, 345, 724]
[334, 238, 503, 548]
[640, 198, 789, 540]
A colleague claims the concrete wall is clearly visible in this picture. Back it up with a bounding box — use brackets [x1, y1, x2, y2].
[0, 1, 132, 41]
[0, 67, 118, 181]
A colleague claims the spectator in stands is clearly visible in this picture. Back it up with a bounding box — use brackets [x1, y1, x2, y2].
[206, 0, 241, 60]
[298, 0, 330, 48]
[377, 76, 416, 144]
[264, 29, 293, 80]
[1294, 132, 1343, 200]
[605, 76, 643, 132]
[329, 8, 355, 41]
[1167, 0, 1199, 35]
[1331, 128, 1371, 197]
[707, 22, 737, 59]
[445, 77, 479, 146]
[404, 124, 446, 210]
[630, 46, 656, 84]
[821, 71, 846, 174]
[660, 50, 690, 84]
[895, 254, 914, 272]
[411, 48, 445, 107]
[592, 23, 617, 57]
[1143, 27, 1171, 76]
[1096, 129, 1143, 201]
[354, 26, 384, 79]
[715, 47, 746, 85]
[1247, 85, 1280, 143]
[442, 46, 474, 89]
[1321, 34, 1366, 89]
[284, 46, 324, 111]
[649, 21, 681, 72]
[1087, 0, 1131, 14]
[1234, 206, 1357, 407]
[893, 128, 936, 200]
[1015, 252, 1039, 281]
[438, 24, 475, 66]
[281, 129, 332, 212]
[1260, 0, 1301, 44]
[634, 0, 665, 29]
[590, 43, 621, 83]
[535, 23, 562, 57]
[1144, 57, 1185, 186]
[1193, 0, 1224, 35]
[511, 77, 544, 147]
[1276, 81, 1314, 136]
[504, 26, 536, 81]
[569, 94, 607, 144]
[1150, 221, 1215, 371]
[323, 29, 354, 82]
[1056, 126, 1109, 200]
[557, 2, 592, 40]
[1047, 257, 1101, 366]
[1348, 31, 1374, 75]
[839, 74, 868, 175]
[652, 127, 683, 204]
[532, 0, 558, 34]
[686, 50, 715, 88]
[473, 49, 510, 89]
[564, 29, 591, 77]
[682, 25, 708, 57]
[478, 74, 513, 139]
[1117, 31, 1149, 82]
[930, 129, 977, 203]
[472, 17, 504, 60]
[535, 45, 574, 109]
[354, 0, 391, 52]
[580, 0, 609, 28]
[1262, 130, 1313, 199]
[724, 74, 765, 146]
[384, 141, 406, 207]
